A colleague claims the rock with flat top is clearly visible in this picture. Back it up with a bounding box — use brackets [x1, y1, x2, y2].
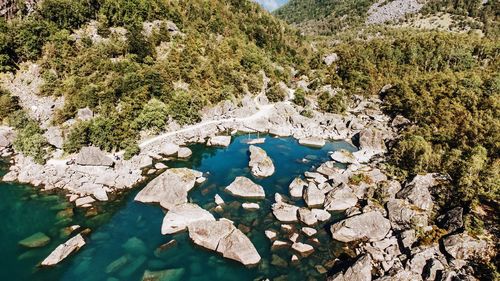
[272, 201, 299, 222]
[207, 136, 231, 147]
[330, 211, 390, 242]
[75, 147, 114, 167]
[242, 203, 260, 210]
[160, 143, 179, 156]
[134, 168, 203, 210]
[331, 149, 358, 164]
[304, 182, 325, 208]
[298, 208, 318, 226]
[324, 184, 358, 211]
[299, 137, 325, 148]
[188, 220, 261, 266]
[292, 242, 314, 257]
[177, 147, 192, 158]
[225, 177, 265, 199]
[75, 196, 95, 207]
[41, 234, 86, 266]
[248, 145, 275, 177]
[161, 203, 215, 234]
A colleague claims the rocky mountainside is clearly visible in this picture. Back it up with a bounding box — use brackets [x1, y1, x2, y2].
[274, 0, 499, 36]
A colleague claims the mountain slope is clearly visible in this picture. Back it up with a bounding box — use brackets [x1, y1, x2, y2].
[0, 0, 313, 159]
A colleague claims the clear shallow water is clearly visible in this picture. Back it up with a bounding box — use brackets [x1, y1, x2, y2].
[0, 135, 357, 281]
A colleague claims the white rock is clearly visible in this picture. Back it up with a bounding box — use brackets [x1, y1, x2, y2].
[248, 145, 275, 177]
[331, 149, 358, 164]
[225, 177, 265, 199]
[177, 147, 192, 158]
[330, 211, 391, 243]
[214, 194, 225, 205]
[299, 137, 325, 148]
[272, 201, 299, 223]
[324, 184, 358, 211]
[161, 203, 215, 234]
[207, 136, 232, 147]
[292, 242, 314, 257]
[135, 168, 202, 210]
[75, 196, 95, 207]
[41, 234, 86, 266]
[302, 227, 317, 237]
[265, 230, 277, 241]
[304, 182, 325, 208]
[242, 203, 260, 210]
[75, 147, 114, 167]
[160, 143, 179, 156]
[289, 177, 307, 198]
[154, 163, 167, 170]
[298, 208, 318, 226]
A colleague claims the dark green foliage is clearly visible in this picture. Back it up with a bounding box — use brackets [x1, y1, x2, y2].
[10, 111, 49, 164]
[292, 88, 306, 106]
[266, 84, 286, 103]
[274, 0, 377, 34]
[63, 121, 91, 154]
[0, 88, 20, 122]
[39, 0, 100, 30]
[317, 91, 347, 114]
[124, 142, 140, 160]
[166, 91, 204, 125]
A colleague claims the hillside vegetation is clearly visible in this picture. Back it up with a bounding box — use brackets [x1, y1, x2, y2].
[0, 0, 313, 159]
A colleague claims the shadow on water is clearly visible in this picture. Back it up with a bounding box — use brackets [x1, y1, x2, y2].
[0, 135, 357, 281]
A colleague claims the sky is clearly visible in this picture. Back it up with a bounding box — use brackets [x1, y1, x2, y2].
[253, 0, 288, 11]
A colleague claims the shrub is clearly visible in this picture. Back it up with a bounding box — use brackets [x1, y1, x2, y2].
[167, 90, 204, 125]
[124, 142, 140, 160]
[10, 111, 49, 164]
[266, 84, 286, 103]
[133, 98, 169, 134]
[63, 121, 91, 154]
[317, 91, 347, 114]
[293, 88, 306, 106]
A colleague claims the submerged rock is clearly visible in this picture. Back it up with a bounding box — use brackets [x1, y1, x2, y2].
[142, 268, 186, 281]
[41, 234, 86, 266]
[330, 211, 390, 242]
[207, 136, 231, 147]
[134, 168, 203, 210]
[75, 147, 114, 167]
[225, 177, 265, 199]
[161, 203, 215, 235]
[187, 220, 261, 266]
[18, 232, 51, 248]
[248, 145, 275, 177]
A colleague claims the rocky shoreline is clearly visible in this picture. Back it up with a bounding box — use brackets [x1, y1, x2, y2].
[0, 90, 493, 279]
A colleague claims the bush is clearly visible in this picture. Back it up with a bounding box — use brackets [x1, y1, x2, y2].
[167, 90, 204, 125]
[317, 91, 347, 114]
[133, 98, 169, 134]
[124, 142, 140, 160]
[266, 84, 286, 103]
[63, 121, 91, 154]
[391, 135, 438, 175]
[0, 88, 20, 123]
[293, 88, 306, 106]
[10, 111, 49, 164]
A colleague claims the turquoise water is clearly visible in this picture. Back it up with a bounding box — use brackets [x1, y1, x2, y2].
[0, 135, 357, 281]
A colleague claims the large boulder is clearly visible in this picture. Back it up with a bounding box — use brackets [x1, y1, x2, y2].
[304, 182, 325, 208]
[225, 177, 265, 199]
[248, 145, 275, 177]
[331, 211, 391, 242]
[134, 168, 203, 210]
[207, 136, 231, 147]
[356, 128, 386, 153]
[44, 126, 64, 149]
[442, 233, 489, 260]
[331, 149, 358, 164]
[160, 143, 180, 156]
[386, 199, 428, 231]
[328, 254, 372, 281]
[397, 174, 442, 212]
[161, 203, 215, 234]
[188, 220, 261, 266]
[75, 147, 114, 167]
[324, 184, 358, 211]
[41, 234, 86, 266]
[272, 201, 299, 223]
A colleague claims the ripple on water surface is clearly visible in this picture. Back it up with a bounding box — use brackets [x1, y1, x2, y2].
[0, 135, 357, 281]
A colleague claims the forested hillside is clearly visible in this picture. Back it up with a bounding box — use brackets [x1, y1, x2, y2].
[0, 0, 313, 160]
